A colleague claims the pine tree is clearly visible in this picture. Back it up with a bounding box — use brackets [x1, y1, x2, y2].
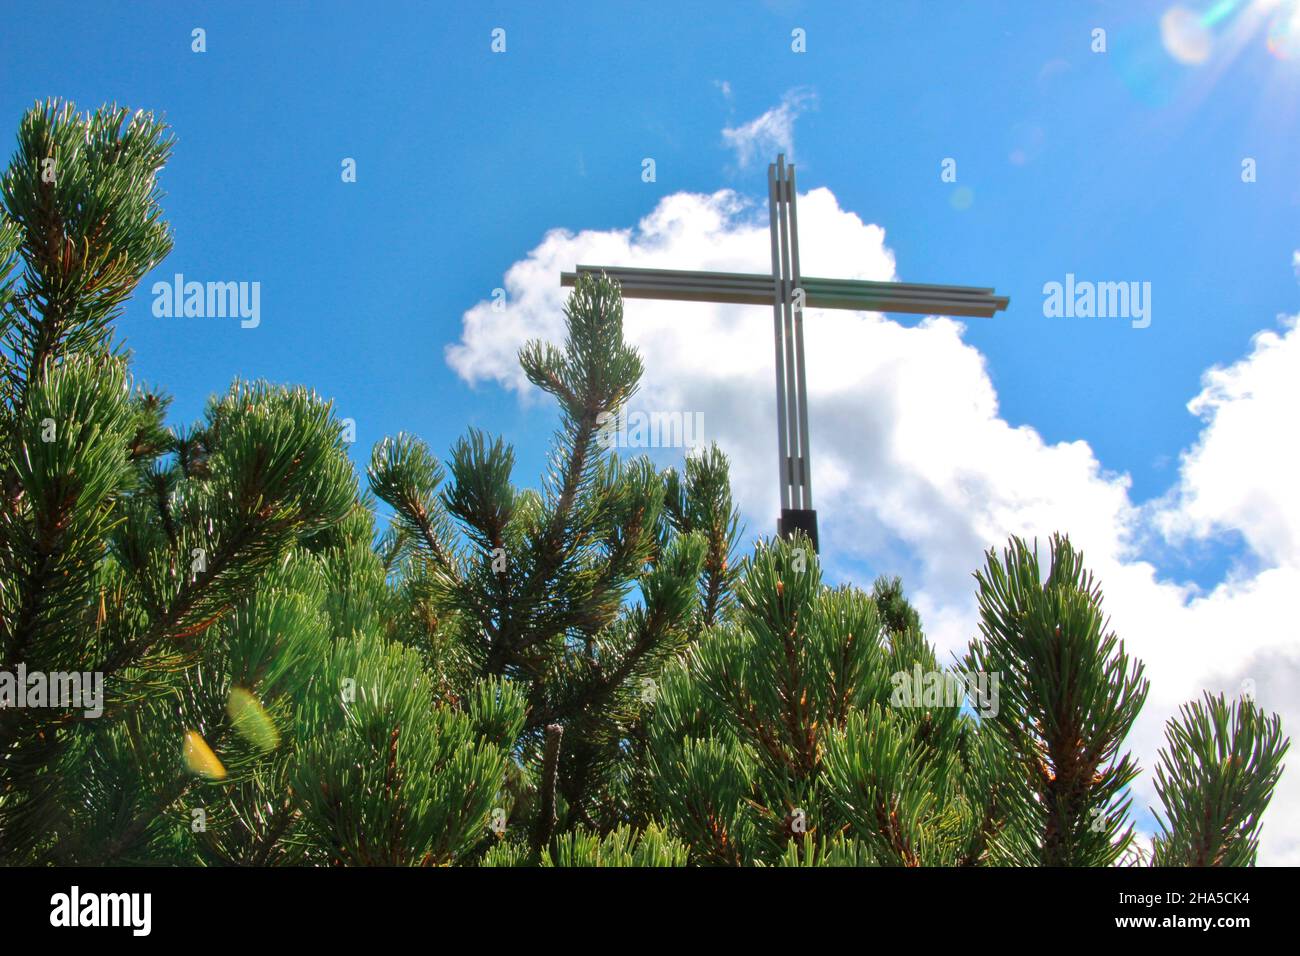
[1149, 692, 1286, 866]
[0, 101, 1288, 867]
[367, 271, 741, 857]
[0, 101, 525, 866]
[644, 535, 1289, 866]
[645, 536, 978, 866]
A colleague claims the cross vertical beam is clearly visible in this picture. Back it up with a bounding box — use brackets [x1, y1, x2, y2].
[769, 156, 818, 550]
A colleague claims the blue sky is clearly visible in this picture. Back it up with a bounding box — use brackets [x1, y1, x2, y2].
[5, 1, 1300, 857]
[4, 1, 1295, 498]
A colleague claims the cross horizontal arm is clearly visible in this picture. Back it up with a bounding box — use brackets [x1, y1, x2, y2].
[561, 265, 1010, 318]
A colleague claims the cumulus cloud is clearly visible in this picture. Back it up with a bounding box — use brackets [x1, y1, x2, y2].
[445, 191, 1300, 863]
[1154, 317, 1300, 567]
[720, 88, 815, 168]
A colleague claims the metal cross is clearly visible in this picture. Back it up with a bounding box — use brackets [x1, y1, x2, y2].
[562, 154, 1010, 552]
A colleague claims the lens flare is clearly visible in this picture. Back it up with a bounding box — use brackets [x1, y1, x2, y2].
[1267, 2, 1300, 58]
[1162, 6, 1214, 64]
[1201, 0, 1245, 28]
[183, 730, 227, 780]
[228, 687, 280, 752]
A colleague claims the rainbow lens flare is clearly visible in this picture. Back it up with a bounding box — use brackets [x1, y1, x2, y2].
[1162, 6, 1215, 64]
[1267, 2, 1300, 58]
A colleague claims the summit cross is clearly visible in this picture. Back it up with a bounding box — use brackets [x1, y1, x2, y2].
[562, 154, 1010, 552]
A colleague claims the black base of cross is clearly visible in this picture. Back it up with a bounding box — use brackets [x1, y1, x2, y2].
[778, 508, 819, 553]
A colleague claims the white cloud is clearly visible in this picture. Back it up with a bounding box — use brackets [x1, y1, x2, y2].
[446, 191, 1300, 864]
[721, 88, 815, 168]
[1153, 317, 1300, 567]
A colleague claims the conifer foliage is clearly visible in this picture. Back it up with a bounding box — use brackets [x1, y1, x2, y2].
[0, 102, 1288, 866]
